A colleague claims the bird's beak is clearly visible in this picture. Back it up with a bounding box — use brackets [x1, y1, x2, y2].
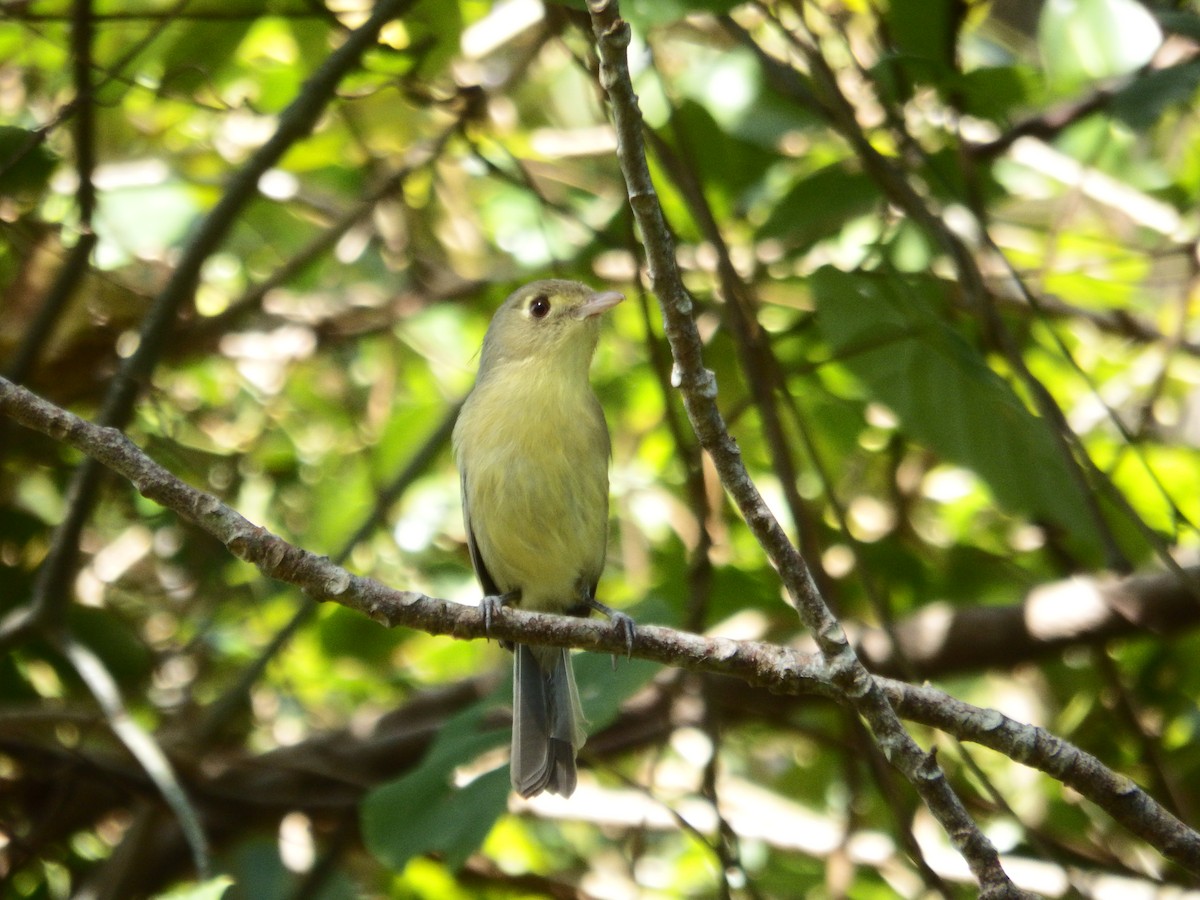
[572, 290, 625, 320]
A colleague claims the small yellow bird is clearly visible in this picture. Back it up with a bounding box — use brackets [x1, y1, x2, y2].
[453, 279, 631, 798]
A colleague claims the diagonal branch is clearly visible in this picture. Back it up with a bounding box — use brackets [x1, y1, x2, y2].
[585, 2, 1031, 895]
[55, 632, 212, 878]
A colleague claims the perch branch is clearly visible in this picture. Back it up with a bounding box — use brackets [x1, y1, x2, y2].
[2, 374, 1199, 874]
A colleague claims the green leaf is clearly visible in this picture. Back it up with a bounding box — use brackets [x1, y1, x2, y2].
[573, 654, 659, 729]
[872, 0, 964, 103]
[664, 100, 776, 216]
[158, 19, 252, 96]
[400, 0, 464, 78]
[945, 66, 1035, 122]
[0, 126, 57, 199]
[154, 875, 235, 900]
[681, 0, 743, 13]
[317, 604, 403, 664]
[1038, 0, 1163, 90]
[758, 163, 880, 250]
[1112, 59, 1200, 129]
[361, 705, 508, 872]
[219, 838, 292, 900]
[811, 267, 1105, 561]
[365, 766, 510, 872]
[882, 0, 963, 77]
[623, 0, 741, 26]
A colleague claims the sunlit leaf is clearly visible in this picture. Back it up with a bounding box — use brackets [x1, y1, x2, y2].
[758, 162, 881, 250]
[1038, 0, 1163, 90]
[812, 267, 1106, 561]
[94, 180, 201, 269]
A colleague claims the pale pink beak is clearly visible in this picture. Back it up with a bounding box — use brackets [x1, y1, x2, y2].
[573, 290, 624, 320]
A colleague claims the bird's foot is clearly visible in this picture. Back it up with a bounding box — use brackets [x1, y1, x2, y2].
[584, 596, 635, 664]
[480, 590, 519, 637]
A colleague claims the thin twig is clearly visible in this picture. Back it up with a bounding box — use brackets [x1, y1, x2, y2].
[55, 632, 211, 878]
[1, 0, 418, 644]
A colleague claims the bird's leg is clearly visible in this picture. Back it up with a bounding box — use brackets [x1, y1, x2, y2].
[582, 595, 635, 661]
[480, 590, 520, 637]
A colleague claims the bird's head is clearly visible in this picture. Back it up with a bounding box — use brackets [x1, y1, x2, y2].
[478, 279, 624, 376]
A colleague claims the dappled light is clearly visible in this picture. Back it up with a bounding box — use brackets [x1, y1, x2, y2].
[2, 0, 1200, 897]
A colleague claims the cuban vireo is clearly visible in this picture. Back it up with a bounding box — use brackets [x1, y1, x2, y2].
[453, 279, 631, 798]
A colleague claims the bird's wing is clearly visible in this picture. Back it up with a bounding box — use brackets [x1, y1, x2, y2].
[460, 468, 501, 597]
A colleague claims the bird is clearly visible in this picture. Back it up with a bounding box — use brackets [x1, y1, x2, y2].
[453, 279, 632, 798]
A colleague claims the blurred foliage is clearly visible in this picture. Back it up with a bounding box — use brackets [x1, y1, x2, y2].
[2, 0, 1200, 897]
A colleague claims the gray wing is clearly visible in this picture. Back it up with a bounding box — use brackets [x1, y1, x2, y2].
[460, 469, 501, 597]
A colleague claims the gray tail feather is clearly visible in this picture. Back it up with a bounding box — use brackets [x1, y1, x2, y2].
[511, 644, 585, 798]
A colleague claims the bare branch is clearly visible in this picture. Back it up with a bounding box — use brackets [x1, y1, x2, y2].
[0, 375, 825, 684]
[55, 632, 211, 878]
[2, 373, 1199, 876]
[584, 2, 1029, 894]
[857, 568, 1200, 678]
[882, 678, 1200, 874]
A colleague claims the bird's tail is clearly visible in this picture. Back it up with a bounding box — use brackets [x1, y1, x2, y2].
[511, 643, 586, 798]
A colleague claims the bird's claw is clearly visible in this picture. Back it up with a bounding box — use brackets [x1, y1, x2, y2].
[609, 609, 638, 657]
[609, 614, 638, 672]
[480, 591, 517, 638]
[583, 596, 635, 667]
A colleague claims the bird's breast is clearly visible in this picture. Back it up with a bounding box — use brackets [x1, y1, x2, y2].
[455, 361, 610, 612]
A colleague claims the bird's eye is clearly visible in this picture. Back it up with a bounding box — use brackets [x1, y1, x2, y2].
[529, 295, 551, 319]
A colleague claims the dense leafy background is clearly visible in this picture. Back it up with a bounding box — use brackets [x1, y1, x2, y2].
[2, 0, 1200, 897]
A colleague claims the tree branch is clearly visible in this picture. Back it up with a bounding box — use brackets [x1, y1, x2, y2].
[2, 373, 1199, 876]
[881, 679, 1200, 874]
[585, 3, 1029, 895]
[856, 568, 1200, 678]
[0, 375, 821, 684]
